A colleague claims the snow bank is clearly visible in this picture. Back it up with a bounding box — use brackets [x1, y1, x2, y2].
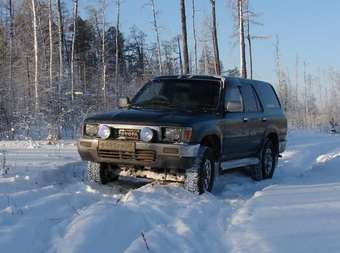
[0, 131, 340, 253]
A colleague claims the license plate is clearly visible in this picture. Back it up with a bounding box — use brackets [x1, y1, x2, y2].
[99, 140, 135, 152]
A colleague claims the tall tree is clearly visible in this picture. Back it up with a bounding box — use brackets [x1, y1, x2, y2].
[191, 0, 198, 74]
[244, 2, 269, 80]
[71, 0, 79, 102]
[150, 0, 162, 74]
[8, 0, 14, 106]
[177, 35, 183, 75]
[56, 0, 64, 96]
[115, 0, 120, 98]
[48, 0, 53, 89]
[101, 0, 107, 107]
[180, 0, 189, 74]
[238, 0, 247, 78]
[31, 0, 39, 111]
[210, 0, 221, 75]
[246, 3, 253, 79]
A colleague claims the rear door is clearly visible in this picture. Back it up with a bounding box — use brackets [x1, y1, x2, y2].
[254, 82, 287, 145]
[240, 82, 264, 155]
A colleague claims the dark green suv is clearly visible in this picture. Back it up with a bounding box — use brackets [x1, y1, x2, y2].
[78, 75, 287, 194]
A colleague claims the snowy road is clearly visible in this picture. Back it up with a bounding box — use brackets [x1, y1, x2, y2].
[0, 132, 340, 253]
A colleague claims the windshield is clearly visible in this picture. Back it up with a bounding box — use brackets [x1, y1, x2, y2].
[131, 79, 221, 111]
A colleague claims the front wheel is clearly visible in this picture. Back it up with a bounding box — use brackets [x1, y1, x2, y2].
[87, 162, 119, 184]
[184, 147, 215, 195]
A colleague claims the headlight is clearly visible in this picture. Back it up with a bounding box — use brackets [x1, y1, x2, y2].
[163, 127, 192, 143]
[140, 127, 154, 142]
[98, 125, 111, 139]
[84, 124, 98, 137]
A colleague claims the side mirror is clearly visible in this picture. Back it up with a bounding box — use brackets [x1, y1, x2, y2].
[118, 97, 130, 108]
[225, 101, 243, 113]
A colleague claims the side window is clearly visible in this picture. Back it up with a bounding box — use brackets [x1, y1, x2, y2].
[255, 83, 281, 110]
[241, 84, 260, 112]
[225, 87, 243, 112]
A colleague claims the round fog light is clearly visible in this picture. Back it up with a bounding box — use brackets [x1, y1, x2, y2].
[98, 125, 111, 139]
[140, 127, 154, 142]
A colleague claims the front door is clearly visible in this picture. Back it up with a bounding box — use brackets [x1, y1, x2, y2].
[240, 82, 264, 156]
[221, 82, 249, 160]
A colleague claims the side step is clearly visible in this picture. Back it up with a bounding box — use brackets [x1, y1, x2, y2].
[220, 158, 259, 171]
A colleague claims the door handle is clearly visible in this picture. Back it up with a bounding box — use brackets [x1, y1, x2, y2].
[243, 117, 249, 122]
[262, 117, 267, 122]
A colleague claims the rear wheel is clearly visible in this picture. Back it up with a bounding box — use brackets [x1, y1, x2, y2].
[251, 139, 278, 181]
[185, 147, 215, 194]
[87, 162, 119, 184]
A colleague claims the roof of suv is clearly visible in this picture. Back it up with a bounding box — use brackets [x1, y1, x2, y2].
[152, 75, 269, 86]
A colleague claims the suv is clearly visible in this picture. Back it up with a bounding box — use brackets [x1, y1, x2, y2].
[78, 75, 287, 194]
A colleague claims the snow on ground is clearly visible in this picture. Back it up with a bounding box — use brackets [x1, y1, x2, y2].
[0, 132, 340, 253]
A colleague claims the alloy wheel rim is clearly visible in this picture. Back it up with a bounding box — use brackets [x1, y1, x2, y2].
[264, 148, 273, 176]
[203, 159, 212, 191]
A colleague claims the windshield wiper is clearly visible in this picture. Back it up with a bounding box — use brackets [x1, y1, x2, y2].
[132, 98, 172, 107]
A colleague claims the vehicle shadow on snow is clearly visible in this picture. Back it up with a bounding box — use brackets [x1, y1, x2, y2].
[94, 167, 275, 200]
[105, 168, 273, 199]
[45, 161, 281, 200]
[104, 177, 151, 195]
[111, 167, 275, 201]
[212, 168, 276, 200]
[39, 161, 87, 186]
[40, 161, 151, 195]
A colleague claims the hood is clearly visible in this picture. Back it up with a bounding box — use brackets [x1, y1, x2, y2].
[85, 108, 218, 126]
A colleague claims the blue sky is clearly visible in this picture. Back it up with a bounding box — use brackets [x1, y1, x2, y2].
[80, 0, 340, 85]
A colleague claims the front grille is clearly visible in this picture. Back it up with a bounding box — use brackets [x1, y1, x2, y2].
[98, 149, 156, 163]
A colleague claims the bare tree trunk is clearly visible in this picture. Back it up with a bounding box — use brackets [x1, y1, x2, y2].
[56, 0, 64, 96]
[8, 0, 14, 107]
[210, 0, 221, 75]
[238, 0, 247, 78]
[71, 0, 78, 102]
[150, 0, 162, 74]
[204, 45, 209, 74]
[115, 0, 120, 98]
[48, 0, 53, 89]
[275, 36, 282, 87]
[37, 2, 49, 74]
[246, 0, 253, 80]
[83, 63, 87, 94]
[180, 0, 189, 74]
[246, 6, 253, 79]
[191, 0, 198, 74]
[303, 61, 308, 127]
[102, 2, 107, 107]
[177, 35, 183, 75]
[295, 55, 299, 123]
[31, 0, 39, 112]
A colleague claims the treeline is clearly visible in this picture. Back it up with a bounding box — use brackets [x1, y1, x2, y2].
[0, 0, 338, 140]
[275, 38, 340, 130]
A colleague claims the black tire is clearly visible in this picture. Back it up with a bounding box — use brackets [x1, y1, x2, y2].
[87, 162, 119, 184]
[251, 138, 278, 181]
[184, 147, 215, 195]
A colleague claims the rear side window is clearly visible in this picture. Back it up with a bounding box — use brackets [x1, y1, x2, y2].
[241, 84, 260, 112]
[225, 87, 243, 105]
[255, 83, 281, 110]
[224, 87, 244, 113]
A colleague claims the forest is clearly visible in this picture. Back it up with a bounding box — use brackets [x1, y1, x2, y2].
[0, 0, 339, 140]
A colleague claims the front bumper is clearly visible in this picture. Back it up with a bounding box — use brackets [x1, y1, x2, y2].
[78, 138, 200, 170]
